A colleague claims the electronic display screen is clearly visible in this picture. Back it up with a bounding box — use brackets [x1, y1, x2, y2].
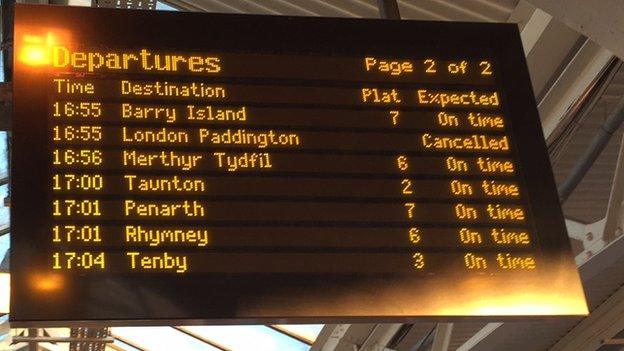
[11, 4, 587, 325]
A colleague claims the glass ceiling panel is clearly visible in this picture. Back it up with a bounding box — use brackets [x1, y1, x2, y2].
[273, 324, 324, 343]
[179, 325, 310, 351]
[156, 1, 177, 11]
[111, 339, 142, 351]
[112, 327, 221, 351]
[0, 315, 8, 346]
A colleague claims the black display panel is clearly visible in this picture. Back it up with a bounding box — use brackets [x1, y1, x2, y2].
[11, 4, 587, 326]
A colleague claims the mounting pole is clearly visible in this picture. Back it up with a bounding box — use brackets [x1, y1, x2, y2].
[558, 96, 624, 203]
[377, 0, 401, 19]
[27, 329, 38, 351]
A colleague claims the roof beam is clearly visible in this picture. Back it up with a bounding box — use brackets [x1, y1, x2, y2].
[312, 324, 400, 351]
[311, 324, 351, 351]
[526, 0, 624, 60]
[550, 281, 624, 350]
[519, 7, 551, 54]
[578, 213, 624, 283]
[430, 323, 453, 351]
[538, 39, 613, 139]
[506, 1, 551, 55]
[358, 324, 402, 351]
[603, 338, 624, 345]
[602, 134, 624, 243]
[455, 323, 502, 351]
[507, 1, 536, 31]
[561, 131, 624, 265]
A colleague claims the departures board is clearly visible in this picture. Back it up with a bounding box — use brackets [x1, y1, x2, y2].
[11, 4, 588, 325]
